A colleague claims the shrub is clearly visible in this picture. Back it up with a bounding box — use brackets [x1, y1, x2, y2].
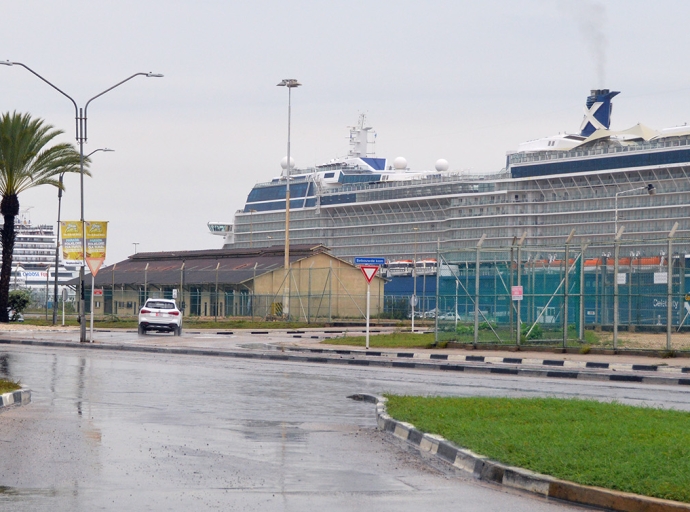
[521, 322, 543, 340]
[456, 324, 473, 335]
[8, 289, 31, 320]
[478, 321, 496, 331]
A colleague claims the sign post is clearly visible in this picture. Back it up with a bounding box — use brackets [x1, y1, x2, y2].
[359, 264, 380, 350]
[85, 221, 108, 343]
[511, 285, 524, 346]
[61, 288, 67, 326]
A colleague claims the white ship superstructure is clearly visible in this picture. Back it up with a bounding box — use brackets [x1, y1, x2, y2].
[212, 91, 690, 262]
[1, 217, 78, 295]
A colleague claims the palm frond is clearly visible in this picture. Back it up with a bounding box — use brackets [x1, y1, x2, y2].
[0, 112, 87, 197]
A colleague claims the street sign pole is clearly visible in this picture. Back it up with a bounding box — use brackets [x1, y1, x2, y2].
[90, 274, 95, 343]
[366, 281, 371, 350]
[358, 264, 381, 350]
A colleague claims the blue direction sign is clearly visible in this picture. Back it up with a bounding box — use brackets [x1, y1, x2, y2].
[354, 257, 386, 266]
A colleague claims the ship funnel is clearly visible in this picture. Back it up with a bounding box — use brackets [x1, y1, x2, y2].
[579, 89, 620, 137]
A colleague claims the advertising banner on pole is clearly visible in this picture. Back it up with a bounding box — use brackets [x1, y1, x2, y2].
[85, 221, 108, 277]
[60, 221, 84, 261]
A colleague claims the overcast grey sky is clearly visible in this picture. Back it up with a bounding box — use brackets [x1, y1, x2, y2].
[2, 0, 690, 264]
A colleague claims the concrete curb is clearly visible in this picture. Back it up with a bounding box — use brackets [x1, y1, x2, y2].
[349, 393, 690, 512]
[2, 338, 689, 386]
[284, 345, 690, 374]
[0, 388, 31, 409]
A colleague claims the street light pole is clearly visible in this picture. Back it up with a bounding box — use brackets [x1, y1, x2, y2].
[1, 61, 163, 342]
[53, 148, 113, 325]
[277, 79, 301, 319]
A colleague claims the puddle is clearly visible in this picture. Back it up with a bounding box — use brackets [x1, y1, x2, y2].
[238, 343, 277, 351]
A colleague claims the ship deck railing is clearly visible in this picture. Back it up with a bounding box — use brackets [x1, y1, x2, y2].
[318, 170, 510, 196]
[509, 134, 690, 165]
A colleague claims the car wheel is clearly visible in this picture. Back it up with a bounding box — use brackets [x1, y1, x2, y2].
[174, 326, 182, 336]
[138, 324, 146, 335]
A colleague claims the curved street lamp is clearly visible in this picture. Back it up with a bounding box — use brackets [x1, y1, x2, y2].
[614, 183, 656, 234]
[1, 61, 162, 341]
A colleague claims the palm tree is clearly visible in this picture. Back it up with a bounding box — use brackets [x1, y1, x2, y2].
[0, 112, 86, 322]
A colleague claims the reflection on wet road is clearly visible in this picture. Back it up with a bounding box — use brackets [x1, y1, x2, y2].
[1, 345, 685, 511]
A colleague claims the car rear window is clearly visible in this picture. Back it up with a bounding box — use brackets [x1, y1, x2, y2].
[145, 301, 176, 310]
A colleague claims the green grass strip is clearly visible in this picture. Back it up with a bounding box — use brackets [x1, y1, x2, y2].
[323, 332, 436, 348]
[384, 395, 690, 503]
[0, 378, 21, 394]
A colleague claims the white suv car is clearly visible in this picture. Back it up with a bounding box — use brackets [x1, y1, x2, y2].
[138, 299, 183, 336]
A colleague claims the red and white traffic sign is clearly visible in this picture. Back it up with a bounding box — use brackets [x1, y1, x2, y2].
[93, 288, 104, 297]
[360, 265, 379, 284]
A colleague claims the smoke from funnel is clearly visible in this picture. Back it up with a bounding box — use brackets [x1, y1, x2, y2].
[564, 0, 608, 86]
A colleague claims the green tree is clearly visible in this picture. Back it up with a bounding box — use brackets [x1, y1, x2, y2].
[0, 112, 86, 322]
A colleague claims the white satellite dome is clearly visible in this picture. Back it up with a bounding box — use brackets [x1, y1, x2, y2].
[393, 156, 407, 170]
[280, 156, 295, 169]
[435, 159, 449, 172]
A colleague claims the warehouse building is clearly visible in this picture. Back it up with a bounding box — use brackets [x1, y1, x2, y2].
[85, 244, 384, 321]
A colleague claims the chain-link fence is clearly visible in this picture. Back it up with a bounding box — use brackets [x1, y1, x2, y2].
[85, 265, 386, 323]
[66, 233, 690, 353]
[433, 233, 690, 352]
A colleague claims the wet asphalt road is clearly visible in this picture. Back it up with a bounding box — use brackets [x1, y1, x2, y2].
[1, 345, 689, 511]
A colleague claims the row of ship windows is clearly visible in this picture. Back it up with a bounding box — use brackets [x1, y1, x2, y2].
[236, 171, 686, 220]
[240, 184, 685, 223]
[298, 220, 682, 249]
[249, 167, 687, 208]
[449, 216, 683, 230]
[458, 199, 687, 217]
[234, 199, 687, 234]
[250, 185, 689, 224]
[272, 211, 686, 240]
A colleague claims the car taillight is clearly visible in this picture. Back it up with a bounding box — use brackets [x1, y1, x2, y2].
[141, 309, 151, 314]
[169, 311, 180, 316]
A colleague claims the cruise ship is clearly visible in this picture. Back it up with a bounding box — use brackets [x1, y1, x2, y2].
[1, 216, 79, 296]
[210, 90, 690, 262]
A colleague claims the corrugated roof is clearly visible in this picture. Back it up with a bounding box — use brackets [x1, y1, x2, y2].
[78, 244, 331, 287]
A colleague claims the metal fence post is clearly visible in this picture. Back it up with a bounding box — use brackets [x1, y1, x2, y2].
[563, 229, 575, 348]
[516, 232, 527, 346]
[667, 222, 679, 351]
[252, 262, 257, 320]
[509, 237, 516, 339]
[214, 262, 220, 321]
[308, 263, 312, 323]
[474, 235, 486, 347]
[579, 242, 589, 341]
[434, 240, 440, 345]
[613, 227, 624, 350]
[144, 262, 149, 304]
[179, 261, 185, 315]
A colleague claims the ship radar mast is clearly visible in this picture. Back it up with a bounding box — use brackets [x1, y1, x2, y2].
[348, 113, 376, 158]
